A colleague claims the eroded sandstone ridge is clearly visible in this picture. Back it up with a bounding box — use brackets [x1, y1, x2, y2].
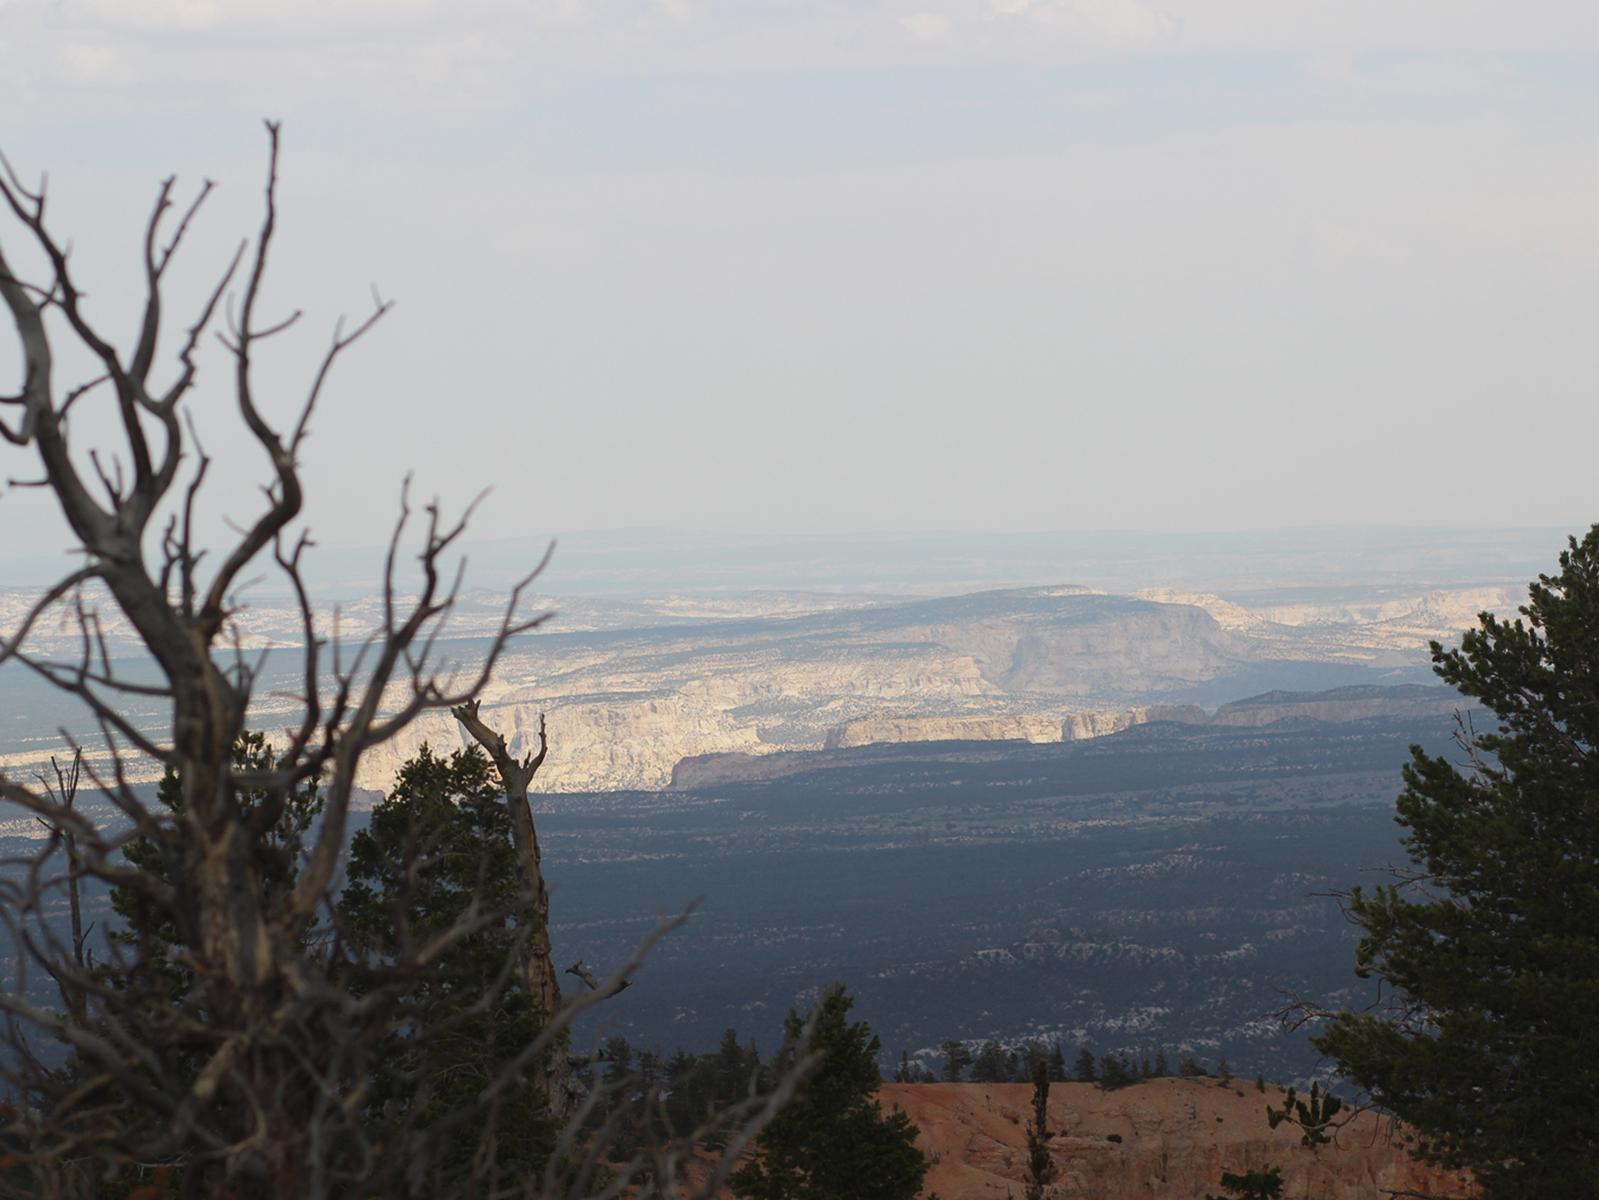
[0, 581, 1510, 794]
[882, 1078, 1474, 1200]
[339, 585, 1492, 794]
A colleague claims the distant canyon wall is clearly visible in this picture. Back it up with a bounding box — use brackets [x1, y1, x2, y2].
[825, 705, 1210, 751]
[1, 582, 1500, 796]
[351, 683, 1464, 795]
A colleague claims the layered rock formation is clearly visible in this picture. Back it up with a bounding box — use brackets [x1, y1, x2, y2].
[882, 1079, 1474, 1200]
[1136, 585, 1520, 665]
[824, 705, 1212, 751]
[1061, 705, 1207, 741]
[825, 714, 1064, 749]
[0, 581, 1508, 794]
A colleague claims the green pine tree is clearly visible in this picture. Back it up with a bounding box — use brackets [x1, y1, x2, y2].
[1023, 1060, 1057, 1200]
[1098, 1053, 1135, 1091]
[1073, 1047, 1097, 1083]
[110, 729, 323, 995]
[1047, 1040, 1068, 1083]
[1315, 526, 1599, 1198]
[69, 732, 327, 1193]
[941, 1039, 973, 1082]
[337, 743, 555, 1181]
[970, 1040, 1009, 1084]
[732, 985, 927, 1200]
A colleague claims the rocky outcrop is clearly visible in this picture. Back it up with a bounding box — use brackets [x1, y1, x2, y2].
[1061, 705, 1206, 741]
[882, 1078, 1475, 1200]
[1132, 589, 1267, 633]
[352, 694, 773, 794]
[825, 705, 1215, 753]
[824, 714, 1065, 750]
[320, 683, 1473, 796]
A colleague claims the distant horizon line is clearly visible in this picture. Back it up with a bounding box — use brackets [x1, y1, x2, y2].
[2, 520, 1587, 575]
[313, 519, 1590, 551]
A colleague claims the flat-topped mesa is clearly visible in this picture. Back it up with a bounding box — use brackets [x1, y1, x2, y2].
[1208, 684, 1462, 727]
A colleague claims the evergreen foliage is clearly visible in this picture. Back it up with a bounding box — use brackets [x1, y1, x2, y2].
[1177, 1053, 1210, 1078]
[1047, 1041, 1068, 1083]
[109, 730, 322, 998]
[970, 1040, 1010, 1084]
[581, 1029, 768, 1155]
[731, 986, 927, 1200]
[940, 1040, 973, 1083]
[1314, 527, 1599, 1198]
[337, 743, 556, 1179]
[1097, 1053, 1136, 1091]
[1073, 1047, 1098, 1083]
[1023, 1061, 1057, 1200]
[893, 1051, 936, 1084]
[76, 733, 327, 1190]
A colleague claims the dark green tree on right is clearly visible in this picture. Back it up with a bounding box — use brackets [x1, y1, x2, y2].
[1314, 526, 1599, 1198]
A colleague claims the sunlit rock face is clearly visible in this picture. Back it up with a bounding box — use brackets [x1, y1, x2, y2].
[343, 584, 1484, 794]
[0, 580, 1507, 795]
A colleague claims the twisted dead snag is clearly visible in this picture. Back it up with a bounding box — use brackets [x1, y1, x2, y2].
[450, 701, 579, 1113]
[0, 124, 564, 1194]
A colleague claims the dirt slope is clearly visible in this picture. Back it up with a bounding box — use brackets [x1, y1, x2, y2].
[879, 1079, 1474, 1200]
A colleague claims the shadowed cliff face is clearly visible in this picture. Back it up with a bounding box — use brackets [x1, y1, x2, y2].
[880, 1079, 1475, 1200]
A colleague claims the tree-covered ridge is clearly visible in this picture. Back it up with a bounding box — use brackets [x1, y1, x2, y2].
[922, 1037, 1222, 1090]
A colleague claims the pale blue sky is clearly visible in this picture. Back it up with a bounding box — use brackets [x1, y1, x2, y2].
[3, 1, 1598, 566]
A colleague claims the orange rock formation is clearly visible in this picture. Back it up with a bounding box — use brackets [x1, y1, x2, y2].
[878, 1079, 1475, 1200]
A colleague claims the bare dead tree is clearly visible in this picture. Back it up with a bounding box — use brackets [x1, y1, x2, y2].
[0, 127, 809, 1197]
[31, 750, 88, 1024]
[450, 703, 574, 1106]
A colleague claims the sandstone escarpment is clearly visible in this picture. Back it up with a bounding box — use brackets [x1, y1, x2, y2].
[824, 704, 1216, 753]
[1061, 705, 1206, 741]
[351, 694, 772, 794]
[882, 1079, 1474, 1200]
[824, 714, 1065, 750]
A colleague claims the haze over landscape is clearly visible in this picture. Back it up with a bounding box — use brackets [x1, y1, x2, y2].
[4, 2, 1598, 554]
[3, 3, 1597, 1197]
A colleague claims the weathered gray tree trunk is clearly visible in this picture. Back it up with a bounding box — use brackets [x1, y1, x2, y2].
[451, 700, 575, 1114]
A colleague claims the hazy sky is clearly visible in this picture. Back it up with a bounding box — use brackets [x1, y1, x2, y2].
[3, 1, 1598, 565]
